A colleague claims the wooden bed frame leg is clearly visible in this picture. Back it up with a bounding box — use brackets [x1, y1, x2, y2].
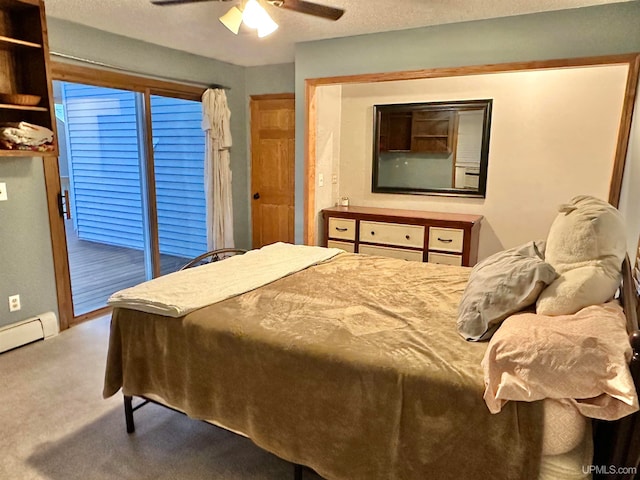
[293, 464, 303, 480]
[124, 395, 135, 434]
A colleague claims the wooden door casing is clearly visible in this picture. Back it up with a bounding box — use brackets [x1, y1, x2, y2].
[250, 94, 295, 248]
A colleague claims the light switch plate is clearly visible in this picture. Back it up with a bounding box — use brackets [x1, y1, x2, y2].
[0, 182, 7, 201]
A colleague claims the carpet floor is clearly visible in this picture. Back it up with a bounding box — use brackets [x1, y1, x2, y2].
[0, 315, 323, 479]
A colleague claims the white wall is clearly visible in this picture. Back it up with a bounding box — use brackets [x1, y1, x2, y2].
[618, 85, 640, 260]
[314, 85, 343, 237]
[316, 63, 630, 260]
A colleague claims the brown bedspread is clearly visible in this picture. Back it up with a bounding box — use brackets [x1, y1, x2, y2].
[104, 253, 543, 480]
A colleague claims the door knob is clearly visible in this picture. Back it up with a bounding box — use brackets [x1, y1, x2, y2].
[253, 192, 260, 200]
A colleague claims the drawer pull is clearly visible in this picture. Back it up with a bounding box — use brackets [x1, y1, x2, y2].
[437, 237, 453, 243]
[335, 227, 348, 232]
[405, 234, 410, 240]
[371, 231, 375, 235]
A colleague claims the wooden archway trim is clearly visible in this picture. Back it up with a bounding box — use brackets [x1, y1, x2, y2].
[303, 53, 640, 245]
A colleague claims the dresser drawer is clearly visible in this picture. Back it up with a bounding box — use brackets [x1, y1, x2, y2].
[359, 221, 424, 248]
[359, 244, 423, 262]
[428, 227, 464, 253]
[327, 240, 355, 253]
[428, 252, 463, 266]
[328, 218, 356, 241]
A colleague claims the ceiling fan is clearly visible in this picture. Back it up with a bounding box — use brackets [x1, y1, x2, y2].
[150, 0, 345, 22]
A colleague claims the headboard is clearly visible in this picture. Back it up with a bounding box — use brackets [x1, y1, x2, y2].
[633, 237, 640, 327]
[621, 254, 640, 334]
[592, 255, 640, 479]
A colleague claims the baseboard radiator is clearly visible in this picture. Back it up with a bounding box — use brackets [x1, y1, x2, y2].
[0, 312, 59, 354]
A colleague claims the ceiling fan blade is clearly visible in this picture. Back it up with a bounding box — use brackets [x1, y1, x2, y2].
[150, 0, 225, 6]
[270, 0, 344, 21]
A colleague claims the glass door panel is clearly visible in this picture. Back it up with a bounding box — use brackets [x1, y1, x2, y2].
[150, 95, 207, 274]
[55, 80, 150, 316]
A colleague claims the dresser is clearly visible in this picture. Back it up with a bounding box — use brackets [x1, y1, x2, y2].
[322, 206, 482, 267]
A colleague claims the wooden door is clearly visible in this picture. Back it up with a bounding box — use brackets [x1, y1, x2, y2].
[250, 94, 295, 248]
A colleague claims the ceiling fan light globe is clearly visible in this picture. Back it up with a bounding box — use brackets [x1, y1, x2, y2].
[242, 0, 271, 29]
[257, 17, 278, 37]
[219, 6, 243, 34]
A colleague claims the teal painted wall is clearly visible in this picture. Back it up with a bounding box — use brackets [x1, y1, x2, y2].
[246, 63, 295, 95]
[294, 1, 640, 242]
[0, 158, 57, 328]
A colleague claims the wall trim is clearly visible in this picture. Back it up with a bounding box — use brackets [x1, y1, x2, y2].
[250, 93, 294, 101]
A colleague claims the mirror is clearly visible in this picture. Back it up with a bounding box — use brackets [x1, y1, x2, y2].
[372, 99, 492, 198]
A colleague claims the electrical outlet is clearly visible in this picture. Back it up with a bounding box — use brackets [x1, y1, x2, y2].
[318, 173, 324, 187]
[0, 182, 7, 201]
[331, 174, 338, 184]
[9, 294, 20, 312]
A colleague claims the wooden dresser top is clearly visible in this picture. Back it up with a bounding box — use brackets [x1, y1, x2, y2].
[322, 206, 483, 224]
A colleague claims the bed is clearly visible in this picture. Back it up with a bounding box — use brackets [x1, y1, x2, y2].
[104, 201, 640, 480]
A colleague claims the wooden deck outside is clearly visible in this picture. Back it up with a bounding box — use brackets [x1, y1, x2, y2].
[66, 220, 189, 316]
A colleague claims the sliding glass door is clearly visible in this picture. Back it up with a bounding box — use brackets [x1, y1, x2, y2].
[53, 80, 206, 317]
[150, 94, 207, 274]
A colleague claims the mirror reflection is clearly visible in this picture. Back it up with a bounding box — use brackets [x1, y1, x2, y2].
[372, 99, 492, 197]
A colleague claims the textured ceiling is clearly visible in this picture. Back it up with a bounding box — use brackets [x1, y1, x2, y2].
[44, 0, 632, 67]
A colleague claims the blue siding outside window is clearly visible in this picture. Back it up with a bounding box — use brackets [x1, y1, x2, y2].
[62, 84, 145, 250]
[151, 95, 207, 259]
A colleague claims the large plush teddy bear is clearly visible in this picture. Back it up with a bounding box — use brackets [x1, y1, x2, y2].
[536, 195, 627, 315]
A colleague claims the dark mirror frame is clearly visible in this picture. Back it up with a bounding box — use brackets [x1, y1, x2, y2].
[372, 99, 493, 198]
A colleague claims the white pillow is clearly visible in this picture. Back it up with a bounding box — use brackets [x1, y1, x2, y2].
[536, 195, 626, 315]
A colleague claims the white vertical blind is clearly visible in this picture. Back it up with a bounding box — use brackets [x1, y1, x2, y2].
[455, 110, 484, 165]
